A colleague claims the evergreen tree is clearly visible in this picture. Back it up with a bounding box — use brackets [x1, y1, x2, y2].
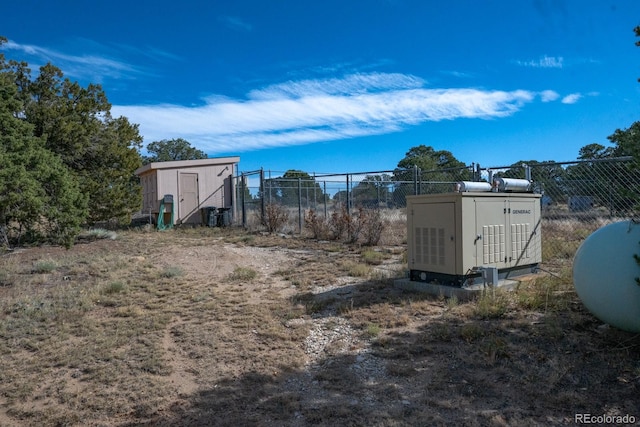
[17, 59, 143, 224]
[143, 138, 207, 164]
[392, 145, 470, 204]
[265, 170, 325, 207]
[0, 57, 86, 247]
[497, 160, 566, 202]
[352, 174, 392, 207]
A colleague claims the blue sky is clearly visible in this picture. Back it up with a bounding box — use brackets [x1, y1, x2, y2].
[2, 0, 640, 175]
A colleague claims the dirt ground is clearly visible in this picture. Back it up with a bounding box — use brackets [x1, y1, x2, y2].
[0, 227, 639, 426]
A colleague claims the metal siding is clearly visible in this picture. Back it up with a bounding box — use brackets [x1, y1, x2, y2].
[414, 227, 422, 265]
[407, 193, 541, 276]
[407, 201, 456, 275]
[474, 198, 510, 269]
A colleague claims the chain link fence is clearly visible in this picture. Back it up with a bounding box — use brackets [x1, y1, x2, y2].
[234, 157, 640, 267]
[479, 157, 640, 269]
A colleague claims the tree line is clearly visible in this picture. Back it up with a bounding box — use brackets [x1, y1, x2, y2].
[255, 128, 640, 212]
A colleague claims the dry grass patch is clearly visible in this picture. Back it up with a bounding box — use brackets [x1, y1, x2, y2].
[515, 271, 574, 312]
[101, 280, 126, 294]
[339, 259, 371, 277]
[228, 266, 258, 281]
[31, 258, 58, 273]
[1, 226, 639, 426]
[77, 228, 118, 241]
[360, 248, 386, 265]
[473, 289, 510, 319]
[160, 265, 184, 278]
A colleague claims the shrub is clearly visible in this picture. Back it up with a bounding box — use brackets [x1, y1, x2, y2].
[261, 203, 289, 233]
[326, 206, 386, 245]
[346, 207, 367, 244]
[304, 209, 330, 239]
[361, 208, 385, 246]
[328, 206, 351, 241]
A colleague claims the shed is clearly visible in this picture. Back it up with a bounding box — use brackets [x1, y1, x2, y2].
[135, 157, 240, 226]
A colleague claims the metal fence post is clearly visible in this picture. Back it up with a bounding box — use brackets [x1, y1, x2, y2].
[298, 177, 303, 233]
[323, 181, 327, 218]
[260, 168, 265, 221]
[523, 163, 531, 181]
[346, 174, 351, 215]
[241, 173, 247, 228]
[268, 170, 272, 204]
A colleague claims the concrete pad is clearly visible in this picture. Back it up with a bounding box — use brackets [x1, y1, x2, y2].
[393, 277, 520, 301]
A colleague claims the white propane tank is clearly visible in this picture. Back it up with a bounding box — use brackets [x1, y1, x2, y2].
[572, 221, 640, 332]
[455, 181, 492, 192]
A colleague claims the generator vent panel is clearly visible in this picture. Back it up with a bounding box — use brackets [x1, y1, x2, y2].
[482, 224, 505, 264]
[414, 227, 446, 266]
[511, 223, 531, 260]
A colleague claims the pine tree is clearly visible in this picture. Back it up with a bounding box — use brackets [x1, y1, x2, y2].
[0, 59, 86, 247]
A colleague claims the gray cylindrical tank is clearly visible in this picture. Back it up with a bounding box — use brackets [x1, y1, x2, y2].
[455, 181, 492, 192]
[493, 177, 531, 192]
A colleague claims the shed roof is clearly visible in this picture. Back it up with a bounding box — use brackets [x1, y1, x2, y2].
[135, 157, 240, 176]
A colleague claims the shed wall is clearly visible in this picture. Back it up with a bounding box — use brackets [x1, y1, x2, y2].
[138, 161, 236, 225]
[140, 173, 158, 213]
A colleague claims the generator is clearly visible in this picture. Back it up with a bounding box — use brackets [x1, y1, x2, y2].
[407, 181, 541, 287]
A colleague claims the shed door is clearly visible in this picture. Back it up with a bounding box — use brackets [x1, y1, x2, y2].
[179, 173, 199, 224]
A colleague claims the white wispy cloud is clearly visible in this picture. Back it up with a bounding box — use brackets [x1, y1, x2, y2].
[248, 73, 425, 99]
[112, 73, 540, 153]
[516, 55, 564, 68]
[1, 39, 147, 82]
[561, 93, 582, 104]
[219, 16, 253, 32]
[114, 43, 182, 62]
[440, 70, 473, 79]
[539, 90, 560, 102]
